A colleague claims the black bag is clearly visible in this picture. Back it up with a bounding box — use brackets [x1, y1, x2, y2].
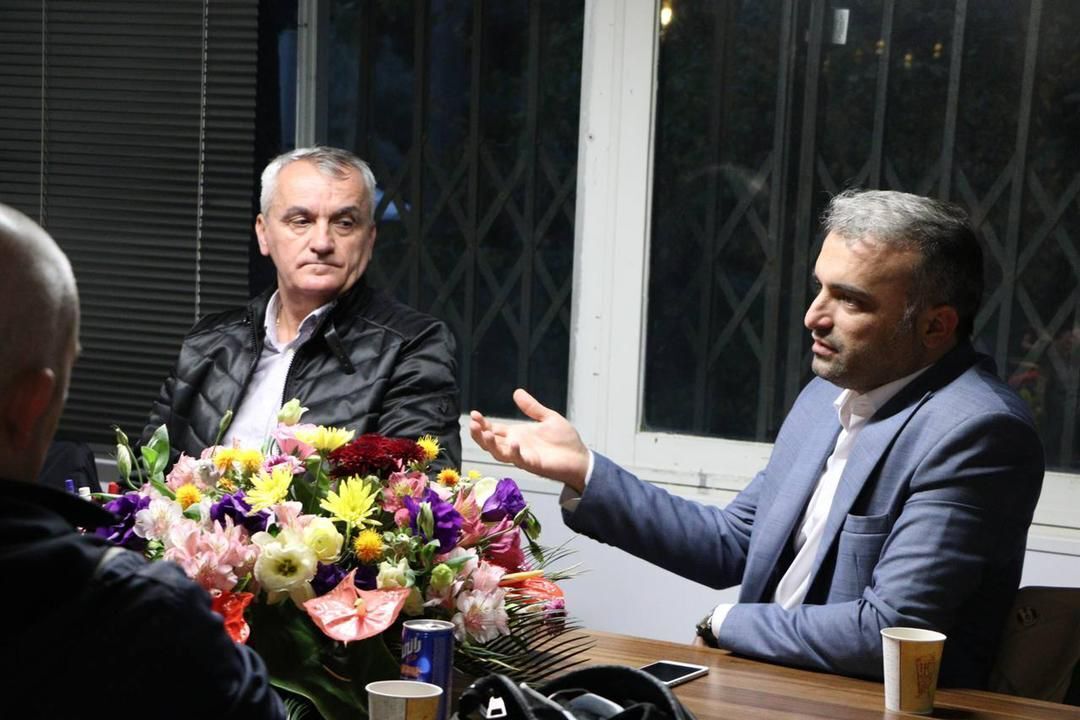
[454, 665, 697, 720]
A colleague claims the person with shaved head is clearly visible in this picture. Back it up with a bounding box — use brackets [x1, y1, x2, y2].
[0, 204, 284, 718]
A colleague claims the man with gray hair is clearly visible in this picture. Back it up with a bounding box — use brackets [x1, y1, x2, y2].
[470, 189, 1044, 688]
[144, 146, 460, 465]
[0, 204, 285, 717]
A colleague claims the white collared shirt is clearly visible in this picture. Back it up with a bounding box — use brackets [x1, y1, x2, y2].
[225, 291, 333, 448]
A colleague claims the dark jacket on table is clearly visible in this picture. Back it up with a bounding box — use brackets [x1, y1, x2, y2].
[142, 277, 461, 468]
[0, 477, 284, 719]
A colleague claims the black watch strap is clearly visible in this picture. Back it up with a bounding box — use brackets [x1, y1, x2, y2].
[696, 612, 719, 648]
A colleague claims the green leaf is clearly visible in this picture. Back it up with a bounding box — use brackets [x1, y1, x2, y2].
[140, 445, 158, 473]
[248, 601, 399, 720]
[291, 471, 324, 516]
[148, 424, 170, 458]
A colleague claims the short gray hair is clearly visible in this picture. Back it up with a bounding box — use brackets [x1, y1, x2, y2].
[822, 189, 984, 338]
[0, 205, 79, 392]
[259, 146, 377, 222]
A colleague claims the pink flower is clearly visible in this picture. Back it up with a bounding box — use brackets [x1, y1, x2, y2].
[166, 453, 206, 491]
[383, 470, 428, 516]
[454, 490, 487, 548]
[164, 517, 257, 593]
[262, 453, 305, 475]
[483, 518, 527, 571]
[303, 570, 411, 643]
[271, 423, 318, 459]
[273, 501, 309, 532]
[452, 588, 509, 643]
[470, 560, 506, 594]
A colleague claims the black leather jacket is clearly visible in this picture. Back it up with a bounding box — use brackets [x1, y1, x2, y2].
[142, 278, 461, 467]
[0, 478, 284, 718]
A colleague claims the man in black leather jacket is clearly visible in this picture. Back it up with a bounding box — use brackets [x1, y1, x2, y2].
[143, 147, 461, 467]
[0, 204, 285, 718]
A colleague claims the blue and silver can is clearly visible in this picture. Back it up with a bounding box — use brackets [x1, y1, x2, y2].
[401, 618, 455, 720]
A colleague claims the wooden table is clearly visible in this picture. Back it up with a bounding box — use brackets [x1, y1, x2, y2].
[577, 630, 1078, 719]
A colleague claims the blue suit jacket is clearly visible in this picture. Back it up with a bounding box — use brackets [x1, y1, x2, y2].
[564, 343, 1044, 687]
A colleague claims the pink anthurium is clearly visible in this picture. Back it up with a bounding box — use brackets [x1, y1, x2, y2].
[303, 570, 411, 643]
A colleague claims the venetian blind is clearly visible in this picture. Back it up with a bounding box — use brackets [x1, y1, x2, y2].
[0, 0, 257, 446]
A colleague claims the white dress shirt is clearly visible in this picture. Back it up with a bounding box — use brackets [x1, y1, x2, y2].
[225, 292, 333, 448]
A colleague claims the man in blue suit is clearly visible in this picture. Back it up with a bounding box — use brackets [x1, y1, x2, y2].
[469, 189, 1044, 688]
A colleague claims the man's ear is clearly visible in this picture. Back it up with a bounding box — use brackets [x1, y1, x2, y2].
[254, 214, 271, 257]
[921, 305, 960, 349]
[0, 368, 57, 451]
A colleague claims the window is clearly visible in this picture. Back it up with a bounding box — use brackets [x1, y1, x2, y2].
[317, 0, 585, 418]
[643, 0, 1080, 471]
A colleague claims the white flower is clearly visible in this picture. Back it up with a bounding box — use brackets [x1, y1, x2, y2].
[277, 398, 309, 425]
[452, 589, 509, 643]
[192, 458, 221, 488]
[134, 498, 183, 541]
[302, 516, 343, 562]
[471, 476, 499, 507]
[377, 557, 415, 589]
[253, 530, 317, 606]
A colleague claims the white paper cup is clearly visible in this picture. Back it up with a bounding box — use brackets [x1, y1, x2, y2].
[366, 680, 443, 720]
[881, 627, 946, 714]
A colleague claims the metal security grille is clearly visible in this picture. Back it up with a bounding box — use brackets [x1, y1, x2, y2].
[646, 0, 1080, 470]
[324, 0, 584, 418]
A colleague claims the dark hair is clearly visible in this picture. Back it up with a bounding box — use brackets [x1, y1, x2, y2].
[822, 189, 984, 337]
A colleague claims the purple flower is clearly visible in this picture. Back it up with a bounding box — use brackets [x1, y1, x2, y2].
[95, 492, 152, 550]
[353, 563, 378, 591]
[405, 488, 463, 552]
[312, 562, 347, 596]
[481, 478, 527, 521]
[313, 562, 378, 594]
[210, 491, 270, 535]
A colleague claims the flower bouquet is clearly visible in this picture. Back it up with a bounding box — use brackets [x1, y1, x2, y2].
[98, 400, 590, 719]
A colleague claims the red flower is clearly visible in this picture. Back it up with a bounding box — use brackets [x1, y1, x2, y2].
[328, 434, 426, 478]
[211, 591, 254, 644]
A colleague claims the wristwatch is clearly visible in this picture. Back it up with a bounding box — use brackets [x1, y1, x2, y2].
[695, 611, 719, 648]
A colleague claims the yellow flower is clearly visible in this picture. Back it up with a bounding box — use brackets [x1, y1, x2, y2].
[467, 469, 482, 481]
[436, 468, 460, 488]
[217, 476, 237, 494]
[353, 528, 384, 563]
[294, 426, 355, 453]
[175, 484, 202, 510]
[247, 464, 294, 511]
[416, 435, 440, 462]
[213, 447, 237, 472]
[321, 476, 381, 526]
[235, 448, 264, 475]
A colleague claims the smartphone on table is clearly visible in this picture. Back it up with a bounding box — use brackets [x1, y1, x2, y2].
[639, 660, 710, 687]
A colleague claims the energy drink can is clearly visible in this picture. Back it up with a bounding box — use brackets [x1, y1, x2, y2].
[400, 618, 455, 720]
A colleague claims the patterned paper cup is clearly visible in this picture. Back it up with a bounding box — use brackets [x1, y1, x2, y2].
[366, 680, 444, 720]
[881, 627, 947, 714]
